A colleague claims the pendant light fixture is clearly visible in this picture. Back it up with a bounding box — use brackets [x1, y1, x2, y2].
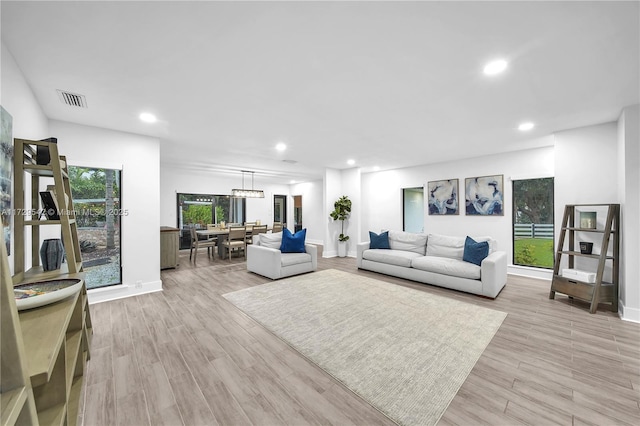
[232, 170, 264, 198]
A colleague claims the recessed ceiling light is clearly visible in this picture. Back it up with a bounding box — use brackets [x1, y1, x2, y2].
[290, 180, 296, 184]
[139, 112, 157, 123]
[483, 59, 508, 75]
[276, 142, 287, 151]
[347, 159, 355, 166]
[518, 122, 535, 131]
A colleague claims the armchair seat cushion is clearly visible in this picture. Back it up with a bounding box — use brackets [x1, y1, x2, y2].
[281, 252, 313, 267]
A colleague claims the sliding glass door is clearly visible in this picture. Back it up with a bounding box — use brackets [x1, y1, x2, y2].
[176, 193, 245, 249]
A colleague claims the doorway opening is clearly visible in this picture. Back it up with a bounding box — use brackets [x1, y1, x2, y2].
[403, 187, 424, 233]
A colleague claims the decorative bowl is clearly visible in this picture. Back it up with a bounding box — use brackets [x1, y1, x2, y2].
[14, 278, 83, 311]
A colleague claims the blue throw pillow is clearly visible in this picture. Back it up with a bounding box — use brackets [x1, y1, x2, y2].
[463, 236, 490, 266]
[369, 231, 390, 249]
[280, 228, 307, 253]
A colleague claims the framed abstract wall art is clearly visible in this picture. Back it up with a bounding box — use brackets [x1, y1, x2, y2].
[427, 179, 459, 215]
[465, 174, 504, 216]
[1, 106, 13, 254]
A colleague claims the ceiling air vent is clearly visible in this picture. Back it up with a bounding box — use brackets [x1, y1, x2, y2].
[56, 90, 88, 108]
[282, 159, 298, 164]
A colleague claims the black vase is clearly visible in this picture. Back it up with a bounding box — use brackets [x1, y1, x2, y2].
[40, 239, 64, 271]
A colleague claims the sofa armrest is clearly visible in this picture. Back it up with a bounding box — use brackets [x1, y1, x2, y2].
[247, 244, 282, 279]
[357, 242, 370, 268]
[305, 244, 318, 271]
[480, 251, 507, 298]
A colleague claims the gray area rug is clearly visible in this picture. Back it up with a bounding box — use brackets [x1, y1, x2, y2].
[223, 269, 507, 425]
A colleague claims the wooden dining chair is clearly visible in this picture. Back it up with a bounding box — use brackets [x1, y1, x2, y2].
[222, 226, 246, 261]
[247, 224, 268, 244]
[272, 222, 283, 233]
[189, 226, 216, 262]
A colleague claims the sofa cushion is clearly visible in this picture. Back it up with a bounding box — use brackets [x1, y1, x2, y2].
[463, 236, 490, 266]
[260, 232, 282, 249]
[369, 231, 390, 249]
[280, 228, 306, 253]
[426, 234, 465, 259]
[411, 256, 481, 280]
[388, 230, 428, 255]
[363, 249, 423, 267]
[281, 252, 312, 267]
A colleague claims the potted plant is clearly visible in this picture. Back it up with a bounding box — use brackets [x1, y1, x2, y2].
[329, 195, 352, 257]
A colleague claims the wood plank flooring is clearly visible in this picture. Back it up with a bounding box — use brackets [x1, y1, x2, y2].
[80, 252, 640, 425]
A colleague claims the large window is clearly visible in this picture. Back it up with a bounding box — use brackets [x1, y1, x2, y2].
[513, 177, 554, 269]
[69, 166, 122, 289]
[177, 193, 245, 249]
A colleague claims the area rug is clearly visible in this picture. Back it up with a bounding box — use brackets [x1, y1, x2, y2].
[223, 269, 506, 425]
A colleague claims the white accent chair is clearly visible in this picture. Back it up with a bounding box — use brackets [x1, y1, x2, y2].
[247, 232, 317, 279]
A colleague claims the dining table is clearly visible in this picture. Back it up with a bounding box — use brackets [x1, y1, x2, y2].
[196, 227, 270, 259]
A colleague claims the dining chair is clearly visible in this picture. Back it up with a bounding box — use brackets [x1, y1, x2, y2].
[189, 226, 216, 262]
[247, 224, 268, 244]
[272, 222, 283, 233]
[244, 224, 254, 244]
[222, 226, 246, 261]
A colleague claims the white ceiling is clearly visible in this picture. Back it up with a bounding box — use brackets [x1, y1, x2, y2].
[2, 1, 638, 184]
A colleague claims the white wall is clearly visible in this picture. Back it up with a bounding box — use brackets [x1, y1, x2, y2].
[341, 168, 361, 257]
[49, 120, 162, 303]
[290, 179, 324, 245]
[617, 105, 640, 321]
[324, 168, 342, 257]
[361, 146, 555, 265]
[554, 123, 619, 287]
[1, 43, 51, 274]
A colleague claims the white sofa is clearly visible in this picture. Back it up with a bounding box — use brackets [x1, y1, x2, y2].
[247, 232, 318, 280]
[357, 231, 507, 298]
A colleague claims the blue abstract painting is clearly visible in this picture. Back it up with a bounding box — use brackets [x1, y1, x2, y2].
[428, 179, 459, 215]
[465, 175, 503, 216]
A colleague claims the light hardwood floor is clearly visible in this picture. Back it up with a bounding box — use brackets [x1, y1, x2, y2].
[80, 252, 640, 426]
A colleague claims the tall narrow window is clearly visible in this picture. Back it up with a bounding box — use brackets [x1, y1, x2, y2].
[69, 166, 122, 289]
[513, 177, 554, 269]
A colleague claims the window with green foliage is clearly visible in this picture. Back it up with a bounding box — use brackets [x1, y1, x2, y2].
[69, 166, 122, 289]
[513, 177, 554, 269]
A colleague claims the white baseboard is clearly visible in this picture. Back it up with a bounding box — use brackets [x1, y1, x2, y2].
[620, 300, 640, 323]
[508, 264, 553, 281]
[323, 251, 355, 258]
[307, 239, 323, 246]
[88, 280, 163, 304]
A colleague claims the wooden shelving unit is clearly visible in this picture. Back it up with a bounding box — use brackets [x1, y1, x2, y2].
[12, 138, 82, 284]
[0, 242, 38, 426]
[1, 138, 92, 426]
[549, 203, 620, 314]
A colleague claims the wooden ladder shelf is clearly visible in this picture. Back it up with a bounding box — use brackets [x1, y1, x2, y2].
[549, 203, 620, 314]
